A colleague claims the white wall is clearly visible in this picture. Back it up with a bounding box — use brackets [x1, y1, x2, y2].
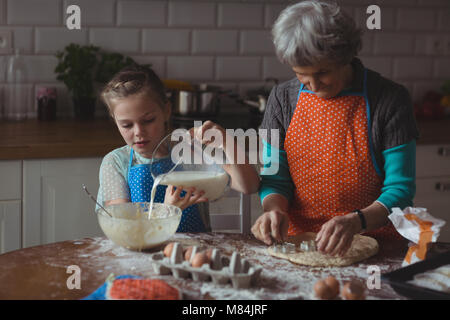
[0, 0, 449, 119]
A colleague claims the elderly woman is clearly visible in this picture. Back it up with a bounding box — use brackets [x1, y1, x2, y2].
[251, 0, 418, 256]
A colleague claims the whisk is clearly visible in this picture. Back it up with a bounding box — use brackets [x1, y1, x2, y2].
[82, 184, 113, 218]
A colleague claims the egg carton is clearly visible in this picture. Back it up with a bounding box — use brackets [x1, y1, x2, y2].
[149, 243, 262, 289]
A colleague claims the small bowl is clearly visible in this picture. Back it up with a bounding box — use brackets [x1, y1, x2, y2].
[96, 202, 182, 251]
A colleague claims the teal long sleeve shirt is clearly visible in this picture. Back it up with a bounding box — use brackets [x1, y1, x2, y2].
[259, 139, 416, 212]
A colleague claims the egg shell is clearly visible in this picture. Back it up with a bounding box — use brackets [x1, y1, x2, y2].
[314, 279, 335, 300]
[163, 242, 176, 258]
[184, 246, 194, 261]
[205, 248, 214, 260]
[341, 280, 366, 300]
[191, 252, 210, 268]
[324, 276, 340, 298]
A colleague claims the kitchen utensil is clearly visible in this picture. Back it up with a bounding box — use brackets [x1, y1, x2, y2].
[97, 202, 182, 251]
[300, 240, 317, 252]
[168, 83, 227, 117]
[173, 90, 196, 116]
[82, 184, 112, 218]
[241, 77, 278, 114]
[271, 242, 297, 253]
[271, 240, 317, 253]
[381, 249, 450, 299]
[150, 130, 231, 202]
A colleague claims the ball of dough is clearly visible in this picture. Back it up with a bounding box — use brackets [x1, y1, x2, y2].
[341, 280, 366, 300]
[163, 242, 176, 257]
[191, 252, 210, 268]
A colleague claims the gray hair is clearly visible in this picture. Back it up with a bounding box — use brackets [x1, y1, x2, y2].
[272, 0, 362, 67]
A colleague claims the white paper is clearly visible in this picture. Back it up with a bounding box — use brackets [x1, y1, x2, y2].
[388, 207, 446, 243]
[388, 207, 446, 266]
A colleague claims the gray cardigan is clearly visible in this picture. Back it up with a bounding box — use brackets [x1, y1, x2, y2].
[260, 58, 419, 174]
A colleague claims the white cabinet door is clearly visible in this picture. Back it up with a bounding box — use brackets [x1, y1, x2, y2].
[23, 158, 104, 247]
[415, 177, 450, 242]
[416, 145, 450, 178]
[0, 201, 21, 254]
[0, 161, 22, 200]
[415, 144, 450, 243]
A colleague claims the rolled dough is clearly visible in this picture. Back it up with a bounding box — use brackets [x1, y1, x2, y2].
[268, 232, 379, 267]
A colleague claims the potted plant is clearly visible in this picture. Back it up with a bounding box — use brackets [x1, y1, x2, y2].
[55, 44, 144, 120]
[55, 44, 99, 120]
[95, 52, 139, 84]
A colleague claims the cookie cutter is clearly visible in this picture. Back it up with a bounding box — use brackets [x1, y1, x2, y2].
[271, 242, 297, 253]
[300, 240, 317, 252]
[271, 240, 317, 253]
[149, 242, 262, 289]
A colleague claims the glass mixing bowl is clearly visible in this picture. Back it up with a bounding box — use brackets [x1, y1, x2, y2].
[96, 202, 182, 251]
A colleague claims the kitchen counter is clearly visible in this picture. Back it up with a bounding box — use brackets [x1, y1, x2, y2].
[0, 233, 409, 300]
[0, 118, 123, 160]
[0, 117, 449, 160]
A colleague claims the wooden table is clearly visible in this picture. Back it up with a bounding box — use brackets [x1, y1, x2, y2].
[0, 233, 409, 300]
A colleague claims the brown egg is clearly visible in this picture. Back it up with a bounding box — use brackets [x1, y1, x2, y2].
[191, 252, 210, 268]
[184, 246, 194, 261]
[314, 279, 334, 300]
[205, 248, 214, 260]
[324, 276, 340, 298]
[163, 242, 176, 257]
[341, 280, 366, 300]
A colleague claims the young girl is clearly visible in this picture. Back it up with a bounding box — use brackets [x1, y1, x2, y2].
[97, 65, 259, 232]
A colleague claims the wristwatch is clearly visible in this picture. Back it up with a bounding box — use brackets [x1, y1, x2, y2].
[355, 209, 367, 233]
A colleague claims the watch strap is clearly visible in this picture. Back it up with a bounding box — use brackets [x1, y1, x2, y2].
[355, 209, 367, 233]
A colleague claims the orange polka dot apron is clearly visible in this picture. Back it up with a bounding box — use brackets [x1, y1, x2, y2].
[284, 69, 401, 241]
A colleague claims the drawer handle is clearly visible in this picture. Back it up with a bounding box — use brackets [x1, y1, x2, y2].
[437, 147, 450, 156]
[435, 182, 450, 192]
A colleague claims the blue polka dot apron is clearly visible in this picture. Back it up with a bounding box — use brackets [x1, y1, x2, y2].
[127, 148, 206, 232]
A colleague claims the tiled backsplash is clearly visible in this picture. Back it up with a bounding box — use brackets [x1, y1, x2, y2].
[0, 0, 449, 118]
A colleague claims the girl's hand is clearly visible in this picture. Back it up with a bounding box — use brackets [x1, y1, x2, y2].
[315, 213, 361, 256]
[164, 185, 208, 211]
[251, 210, 289, 245]
[190, 120, 227, 149]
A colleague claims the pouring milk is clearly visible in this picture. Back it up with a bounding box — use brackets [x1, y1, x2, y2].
[148, 170, 230, 219]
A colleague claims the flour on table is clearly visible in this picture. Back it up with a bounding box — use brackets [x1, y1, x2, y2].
[64, 235, 403, 300]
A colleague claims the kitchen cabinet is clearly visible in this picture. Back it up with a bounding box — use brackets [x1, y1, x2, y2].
[0, 201, 21, 254]
[22, 158, 104, 248]
[0, 161, 22, 254]
[415, 144, 450, 242]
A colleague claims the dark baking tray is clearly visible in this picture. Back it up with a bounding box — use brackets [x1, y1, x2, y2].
[381, 248, 450, 300]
